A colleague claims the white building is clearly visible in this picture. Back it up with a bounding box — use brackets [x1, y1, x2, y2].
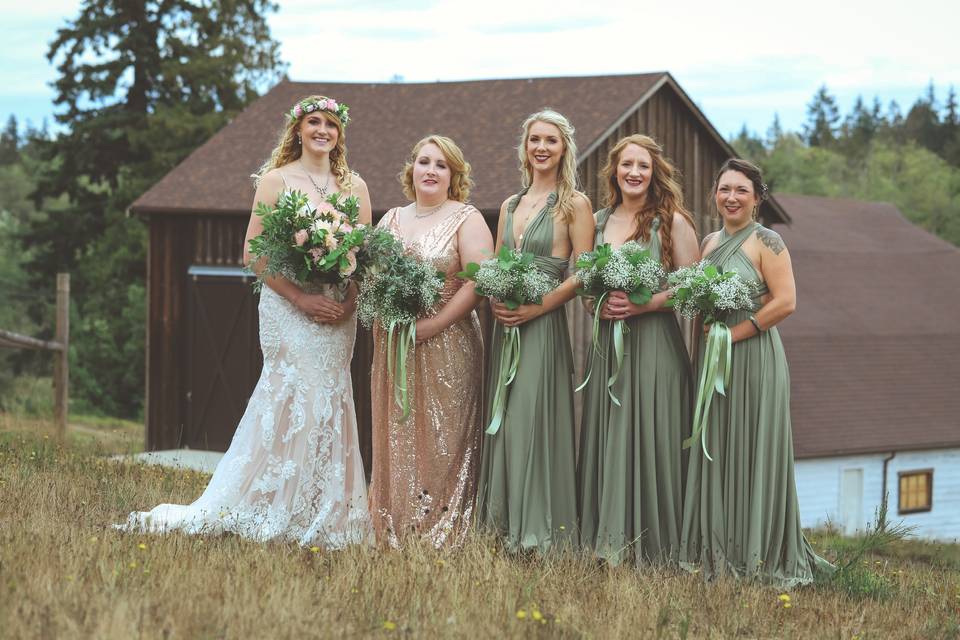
[777, 195, 960, 542]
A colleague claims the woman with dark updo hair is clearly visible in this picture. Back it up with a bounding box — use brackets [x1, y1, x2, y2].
[678, 158, 832, 586]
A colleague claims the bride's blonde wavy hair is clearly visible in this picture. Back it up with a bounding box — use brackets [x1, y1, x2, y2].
[517, 109, 582, 223]
[255, 95, 352, 190]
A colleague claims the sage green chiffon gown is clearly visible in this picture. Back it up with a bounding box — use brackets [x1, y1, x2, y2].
[678, 222, 832, 587]
[477, 190, 579, 553]
[576, 211, 692, 565]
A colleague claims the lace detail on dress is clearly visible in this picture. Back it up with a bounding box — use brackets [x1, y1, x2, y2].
[120, 284, 371, 548]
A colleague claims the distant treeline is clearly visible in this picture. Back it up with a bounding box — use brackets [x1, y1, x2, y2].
[732, 83, 960, 246]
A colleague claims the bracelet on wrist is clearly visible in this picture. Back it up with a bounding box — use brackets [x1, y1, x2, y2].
[748, 315, 763, 333]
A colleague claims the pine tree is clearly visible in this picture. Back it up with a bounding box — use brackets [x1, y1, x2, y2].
[904, 82, 943, 155]
[943, 86, 960, 167]
[766, 113, 784, 148]
[841, 96, 878, 158]
[803, 85, 841, 147]
[0, 116, 18, 166]
[23, 0, 285, 417]
[731, 124, 765, 161]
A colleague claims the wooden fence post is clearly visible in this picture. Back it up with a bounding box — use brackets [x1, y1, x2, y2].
[53, 273, 70, 437]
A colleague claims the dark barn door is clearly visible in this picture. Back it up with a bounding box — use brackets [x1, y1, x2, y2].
[184, 266, 262, 450]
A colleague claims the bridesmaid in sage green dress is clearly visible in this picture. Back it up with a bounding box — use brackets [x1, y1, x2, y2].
[678, 158, 832, 587]
[476, 109, 595, 553]
[577, 135, 699, 566]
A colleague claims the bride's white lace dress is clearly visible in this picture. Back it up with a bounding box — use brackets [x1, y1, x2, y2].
[121, 283, 371, 548]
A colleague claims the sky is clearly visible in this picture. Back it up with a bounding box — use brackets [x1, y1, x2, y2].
[2, 0, 959, 140]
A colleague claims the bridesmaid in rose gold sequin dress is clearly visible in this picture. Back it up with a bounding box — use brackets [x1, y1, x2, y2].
[369, 135, 494, 548]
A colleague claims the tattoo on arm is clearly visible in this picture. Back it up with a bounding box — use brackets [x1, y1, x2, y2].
[756, 227, 785, 255]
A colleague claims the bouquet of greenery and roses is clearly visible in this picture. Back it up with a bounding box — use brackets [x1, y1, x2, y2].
[666, 261, 758, 460]
[248, 190, 367, 289]
[458, 247, 559, 434]
[357, 234, 445, 419]
[574, 241, 666, 405]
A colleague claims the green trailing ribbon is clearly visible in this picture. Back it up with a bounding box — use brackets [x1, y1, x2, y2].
[386, 319, 417, 420]
[486, 325, 521, 435]
[574, 290, 626, 406]
[683, 322, 732, 461]
[575, 291, 608, 394]
[607, 319, 626, 407]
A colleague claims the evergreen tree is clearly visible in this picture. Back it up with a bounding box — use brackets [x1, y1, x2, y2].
[731, 124, 766, 161]
[943, 86, 960, 167]
[766, 113, 784, 148]
[904, 81, 942, 155]
[840, 96, 878, 159]
[803, 85, 841, 147]
[23, 0, 285, 418]
[0, 116, 18, 166]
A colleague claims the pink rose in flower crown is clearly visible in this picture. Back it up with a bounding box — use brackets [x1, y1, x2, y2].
[326, 99, 338, 111]
[340, 250, 358, 277]
[294, 229, 309, 246]
[294, 104, 303, 118]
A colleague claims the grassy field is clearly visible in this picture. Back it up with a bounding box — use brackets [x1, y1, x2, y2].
[1, 415, 959, 639]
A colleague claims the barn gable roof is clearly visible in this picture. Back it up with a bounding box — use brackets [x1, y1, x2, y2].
[777, 194, 960, 458]
[130, 73, 788, 223]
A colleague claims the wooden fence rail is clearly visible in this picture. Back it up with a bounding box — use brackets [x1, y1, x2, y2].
[0, 274, 70, 435]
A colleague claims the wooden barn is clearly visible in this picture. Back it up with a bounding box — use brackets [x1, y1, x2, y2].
[130, 72, 790, 459]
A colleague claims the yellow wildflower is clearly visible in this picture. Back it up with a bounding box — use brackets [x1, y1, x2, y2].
[531, 610, 543, 621]
[138, 543, 147, 550]
[310, 546, 321, 553]
[382, 621, 396, 631]
[783, 603, 792, 609]
[778, 594, 791, 602]
[516, 610, 527, 620]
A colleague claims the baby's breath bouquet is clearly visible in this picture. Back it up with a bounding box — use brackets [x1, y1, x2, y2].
[357, 234, 445, 419]
[666, 261, 758, 460]
[458, 247, 559, 434]
[574, 242, 666, 405]
[248, 190, 367, 290]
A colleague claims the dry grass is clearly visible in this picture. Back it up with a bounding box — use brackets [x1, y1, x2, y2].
[1, 417, 959, 639]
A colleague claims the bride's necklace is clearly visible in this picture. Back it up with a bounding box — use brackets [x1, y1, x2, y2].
[300, 160, 332, 197]
[414, 199, 448, 218]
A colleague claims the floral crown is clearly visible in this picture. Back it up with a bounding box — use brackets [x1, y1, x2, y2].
[287, 97, 350, 127]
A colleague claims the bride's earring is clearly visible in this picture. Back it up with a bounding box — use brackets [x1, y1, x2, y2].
[296, 134, 302, 145]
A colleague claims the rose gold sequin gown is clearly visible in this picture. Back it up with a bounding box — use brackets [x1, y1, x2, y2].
[369, 204, 484, 548]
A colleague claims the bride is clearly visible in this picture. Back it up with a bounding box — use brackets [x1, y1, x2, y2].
[121, 96, 373, 547]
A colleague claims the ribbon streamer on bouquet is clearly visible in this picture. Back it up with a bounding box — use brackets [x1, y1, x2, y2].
[387, 319, 417, 420]
[574, 290, 627, 406]
[486, 325, 521, 434]
[682, 322, 732, 461]
[575, 291, 609, 394]
[605, 319, 626, 407]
